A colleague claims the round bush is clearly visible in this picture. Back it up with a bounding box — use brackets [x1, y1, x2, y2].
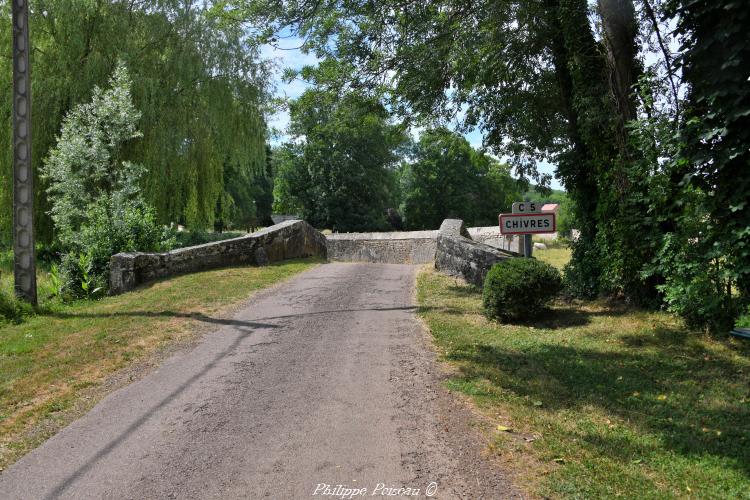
[483, 258, 562, 322]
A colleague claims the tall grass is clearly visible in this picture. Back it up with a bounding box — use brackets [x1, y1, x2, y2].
[0, 249, 57, 323]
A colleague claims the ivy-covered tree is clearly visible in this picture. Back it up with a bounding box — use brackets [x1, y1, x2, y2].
[649, 0, 750, 330]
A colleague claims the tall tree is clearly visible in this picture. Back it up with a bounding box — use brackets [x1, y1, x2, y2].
[229, 0, 653, 297]
[400, 128, 519, 230]
[274, 89, 407, 232]
[655, 0, 750, 328]
[0, 0, 269, 244]
[42, 64, 172, 294]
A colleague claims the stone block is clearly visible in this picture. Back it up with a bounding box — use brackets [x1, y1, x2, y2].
[439, 219, 470, 238]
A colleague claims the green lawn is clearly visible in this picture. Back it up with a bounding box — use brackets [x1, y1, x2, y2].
[533, 246, 571, 271]
[0, 258, 318, 468]
[417, 268, 750, 499]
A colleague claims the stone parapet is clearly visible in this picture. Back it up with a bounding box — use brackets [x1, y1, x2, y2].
[467, 226, 522, 254]
[435, 220, 514, 287]
[110, 220, 327, 294]
[326, 230, 438, 264]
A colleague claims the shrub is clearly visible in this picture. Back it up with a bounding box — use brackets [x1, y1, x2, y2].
[483, 258, 562, 322]
[58, 197, 174, 298]
[737, 305, 750, 329]
[654, 232, 739, 333]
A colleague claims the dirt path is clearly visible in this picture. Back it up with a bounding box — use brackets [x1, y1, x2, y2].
[0, 263, 519, 499]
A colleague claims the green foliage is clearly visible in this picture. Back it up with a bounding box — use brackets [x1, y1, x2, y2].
[42, 66, 174, 296]
[653, 232, 737, 332]
[48, 264, 63, 299]
[400, 128, 520, 229]
[0, 288, 30, 324]
[253, 145, 276, 227]
[57, 199, 174, 299]
[562, 239, 602, 300]
[218, 145, 274, 232]
[737, 306, 750, 329]
[271, 145, 303, 216]
[483, 258, 562, 322]
[664, 0, 750, 326]
[0, 0, 269, 242]
[273, 89, 407, 232]
[76, 253, 102, 299]
[0, 255, 34, 322]
[42, 63, 143, 247]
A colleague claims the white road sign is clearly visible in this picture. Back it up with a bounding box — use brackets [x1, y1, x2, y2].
[499, 212, 556, 235]
[511, 201, 542, 213]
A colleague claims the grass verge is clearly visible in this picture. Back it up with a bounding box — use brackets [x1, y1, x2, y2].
[417, 268, 750, 498]
[533, 246, 571, 271]
[0, 258, 318, 469]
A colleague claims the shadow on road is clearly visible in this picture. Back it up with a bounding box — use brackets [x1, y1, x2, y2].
[47, 310, 279, 330]
[43, 324, 259, 500]
[48, 306, 419, 327]
[249, 305, 417, 322]
[41, 304, 420, 497]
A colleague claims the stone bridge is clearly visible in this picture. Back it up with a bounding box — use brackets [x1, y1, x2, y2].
[110, 219, 518, 293]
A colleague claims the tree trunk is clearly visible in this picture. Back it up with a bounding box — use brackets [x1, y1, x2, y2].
[597, 0, 641, 146]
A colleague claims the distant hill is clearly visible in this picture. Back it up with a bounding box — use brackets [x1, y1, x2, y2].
[523, 186, 568, 204]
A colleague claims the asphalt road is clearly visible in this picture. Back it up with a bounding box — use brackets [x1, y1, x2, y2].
[0, 263, 517, 499]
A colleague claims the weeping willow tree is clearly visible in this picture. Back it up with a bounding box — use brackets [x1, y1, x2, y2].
[0, 0, 269, 245]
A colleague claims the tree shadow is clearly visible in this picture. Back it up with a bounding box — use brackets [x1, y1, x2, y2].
[439, 281, 634, 329]
[42, 324, 260, 499]
[512, 307, 593, 329]
[446, 337, 750, 477]
[46, 310, 280, 330]
[620, 326, 691, 348]
[46, 305, 422, 327]
[418, 305, 475, 316]
[447, 283, 482, 296]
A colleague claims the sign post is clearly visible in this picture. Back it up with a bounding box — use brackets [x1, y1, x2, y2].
[499, 202, 556, 257]
[11, 0, 37, 304]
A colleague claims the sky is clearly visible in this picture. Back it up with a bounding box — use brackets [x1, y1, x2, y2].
[260, 38, 565, 191]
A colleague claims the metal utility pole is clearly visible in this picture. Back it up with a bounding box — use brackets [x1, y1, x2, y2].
[11, 0, 37, 305]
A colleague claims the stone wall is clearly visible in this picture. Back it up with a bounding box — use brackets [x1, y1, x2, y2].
[467, 226, 522, 254]
[270, 213, 301, 225]
[326, 224, 521, 265]
[435, 219, 514, 287]
[110, 220, 327, 294]
[326, 230, 438, 264]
